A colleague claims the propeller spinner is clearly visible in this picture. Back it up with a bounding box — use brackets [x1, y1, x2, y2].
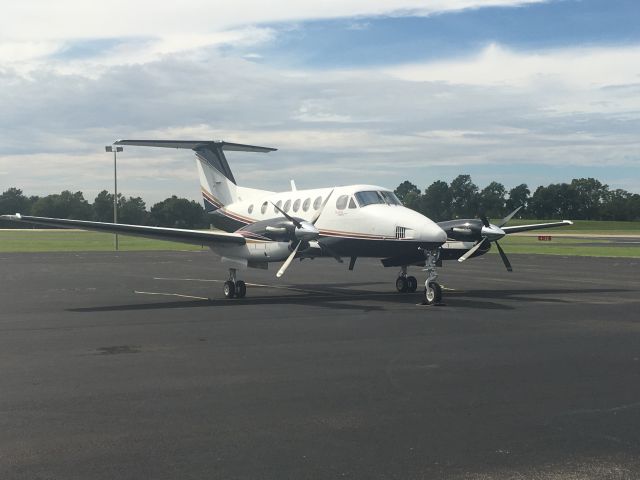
[457, 206, 522, 271]
[273, 189, 337, 278]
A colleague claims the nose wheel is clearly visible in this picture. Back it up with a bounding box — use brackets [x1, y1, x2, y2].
[424, 281, 442, 305]
[223, 269, 247, 299]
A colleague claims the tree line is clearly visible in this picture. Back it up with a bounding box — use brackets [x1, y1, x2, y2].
[395, 175, 640, 221]
[0, 188, 209, 229]
[1, 175, 639, 229]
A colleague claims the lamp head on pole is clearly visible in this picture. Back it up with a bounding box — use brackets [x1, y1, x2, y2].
[105, 146, 123, 152]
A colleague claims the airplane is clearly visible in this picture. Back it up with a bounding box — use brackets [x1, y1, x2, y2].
[1, 139, 572, 305]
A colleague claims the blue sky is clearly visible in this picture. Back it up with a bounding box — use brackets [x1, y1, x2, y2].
[1, 0, 639, 203]
[249, 0, 640, 68]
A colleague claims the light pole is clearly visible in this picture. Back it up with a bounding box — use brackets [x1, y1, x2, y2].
[105, 145, 123, 250]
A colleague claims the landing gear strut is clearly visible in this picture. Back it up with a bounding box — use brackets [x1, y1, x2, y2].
[422, 249, 442, 305]
[395, 266, 418, 293]
[223, 268, 247, 299]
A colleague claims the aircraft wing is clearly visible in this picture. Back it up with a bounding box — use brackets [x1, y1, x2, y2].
[0, 214, 246, 246]
[502, 220, 573, 234]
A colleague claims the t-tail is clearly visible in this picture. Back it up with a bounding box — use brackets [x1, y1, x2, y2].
[114, 139, 276, 212]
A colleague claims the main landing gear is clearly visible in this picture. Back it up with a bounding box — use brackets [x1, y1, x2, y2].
[223, 268, 247, 299]
[395, 265, 418, 293]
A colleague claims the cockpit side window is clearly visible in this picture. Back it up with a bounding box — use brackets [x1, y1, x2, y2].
[336, 195, 348, 210]
[348, 197, 357, 209]
[380, 191, 402, 205]
[355, 191, 385, 207]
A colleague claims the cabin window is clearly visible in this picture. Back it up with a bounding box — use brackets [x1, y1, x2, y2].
[348, 197, 358, 209]
[248, 204, 254, 214]
[275, 200, 283, 213]
[283, 199, 291, 212]
[261, 201, 268, 214]
[293, 199, 301, 212]
[336, 195, 348, 210]
[302, 198, 311, 212]
[313, 196, 322, 210]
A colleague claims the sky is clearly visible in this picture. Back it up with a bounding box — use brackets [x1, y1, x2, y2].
[1, 0, 639, 204]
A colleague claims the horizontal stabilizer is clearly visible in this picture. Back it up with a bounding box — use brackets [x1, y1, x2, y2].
[114, 139, 277, 153]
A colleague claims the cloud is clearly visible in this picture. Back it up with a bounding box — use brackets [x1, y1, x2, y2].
[1, 39, 639, 202]
[1, 1, 546, 69]
[387, 43, 640, 90]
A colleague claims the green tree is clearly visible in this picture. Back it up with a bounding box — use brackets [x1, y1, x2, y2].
[479, 181, 506, 218]
[93, 190, 115, 222]
[402, 190, 422, 212]
[506, 184, 530, 215]
[570, 178, 608, 220]
[394, 181, 420, 203]
[422, 180, 452, 221]
[0, 188, 31, 214]
[31, 191, 93, 220]
[449, 174, 479, 217]
[0, 188, 34, 228]
[150, 196, 207, 228]
[120, 196, 149, 225]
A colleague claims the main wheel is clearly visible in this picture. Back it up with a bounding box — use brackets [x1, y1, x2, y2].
[406, 276, 418, 293]
[424, 282, 442, 305]
[396, 276, 408, 293]
[223, 280, 236, 299]
[236, 280, 247, 298]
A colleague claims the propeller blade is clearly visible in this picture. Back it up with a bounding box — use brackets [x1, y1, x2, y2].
[480, 215, 490, 228]
[276, 241, 301, 278]
[271, 202, 302, 229]
[494, 241, 513, 272]
[498, 206, 523, 228]
[458, 237, 489, 263]
[311, 189, 334, 225]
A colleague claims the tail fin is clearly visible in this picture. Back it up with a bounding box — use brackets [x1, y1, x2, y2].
[114, 139, 277, 212]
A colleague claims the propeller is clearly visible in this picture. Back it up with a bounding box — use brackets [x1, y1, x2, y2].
[457, 206, 521, 271]
[274, 189, 338, 278]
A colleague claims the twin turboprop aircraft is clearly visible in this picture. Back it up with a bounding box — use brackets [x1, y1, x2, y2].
[1, 139, 572, 305]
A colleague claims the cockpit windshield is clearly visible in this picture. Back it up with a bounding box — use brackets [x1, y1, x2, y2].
[355, 190, 402, 207]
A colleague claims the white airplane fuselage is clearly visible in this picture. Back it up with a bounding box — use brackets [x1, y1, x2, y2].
[203, 184, 447, 268]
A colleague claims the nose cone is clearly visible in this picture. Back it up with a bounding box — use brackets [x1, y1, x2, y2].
[422, 222, 447, 245]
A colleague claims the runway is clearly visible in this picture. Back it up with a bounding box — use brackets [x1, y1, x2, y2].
[2, 251, 640, 479]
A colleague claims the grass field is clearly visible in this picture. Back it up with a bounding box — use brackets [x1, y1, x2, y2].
[507, 219, 640, 235]
[0, 230, 204, 252]
[1, 219, 639, 257]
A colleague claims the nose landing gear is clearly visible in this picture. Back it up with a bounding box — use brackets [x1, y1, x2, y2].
[422, 249, 442, 305]
[395, 266, 418, 293]
[223, 268, 247, 299]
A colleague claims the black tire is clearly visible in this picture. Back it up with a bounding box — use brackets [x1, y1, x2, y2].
[396, 276, 408, 293]
[223, 280, 236, 299]
[236, 280, 247, 298]
[406, 276, 418, 293]
[433, 282, 442, 303]
[424, 282, 442, 305]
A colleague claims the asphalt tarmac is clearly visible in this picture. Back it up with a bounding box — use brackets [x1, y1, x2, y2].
[1, 251, 640, 479]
